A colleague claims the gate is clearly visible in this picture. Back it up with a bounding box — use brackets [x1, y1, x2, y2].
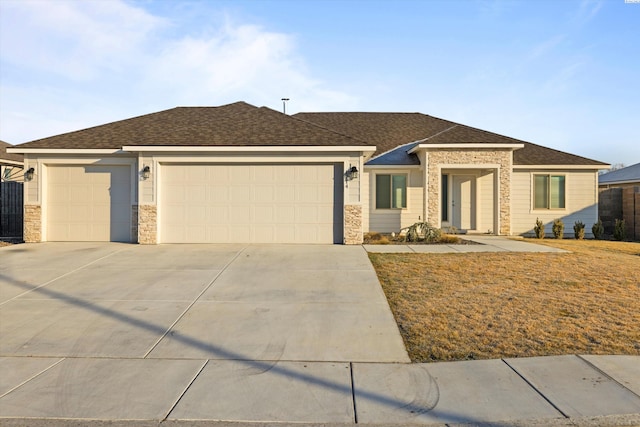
[0, 181, 23, 239]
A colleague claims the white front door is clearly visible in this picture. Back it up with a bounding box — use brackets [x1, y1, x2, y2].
[452, 175, 476, 231]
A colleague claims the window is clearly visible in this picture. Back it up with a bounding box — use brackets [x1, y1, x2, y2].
[441, 174, 449, 220]
[534, 174, 565, 209]
[376, 174, 407, 209]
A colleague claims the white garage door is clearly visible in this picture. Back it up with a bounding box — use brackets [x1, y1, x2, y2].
[160, 164, 343, 243]
[47, 165, 132, 242]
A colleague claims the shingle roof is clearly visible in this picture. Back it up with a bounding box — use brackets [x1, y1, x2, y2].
[294, 112, 608, 167]
[15, 102, 368, 149]
[0, 140, 23, 164]
[599, 163, 640, 185]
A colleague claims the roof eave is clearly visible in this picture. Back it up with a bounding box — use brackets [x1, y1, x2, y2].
[121, 145, 377, 153]
[8, 148, 125, 155]
[513, 164, 610, 170]
[408, 143, 525, 154]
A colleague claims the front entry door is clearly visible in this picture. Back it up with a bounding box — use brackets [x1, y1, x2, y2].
[452, 175, 476, 231]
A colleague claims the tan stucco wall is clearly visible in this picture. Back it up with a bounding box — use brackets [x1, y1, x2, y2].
[426, 149, 512, 235]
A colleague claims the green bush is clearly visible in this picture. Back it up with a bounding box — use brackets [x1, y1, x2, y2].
[592, 218, 604, 240]
[573, 221, 585, 240]
[534, 218, 545, 239]
[405, 222, 442, 243]
[552, 219, 564, 239]
[614, 219, 626, 241]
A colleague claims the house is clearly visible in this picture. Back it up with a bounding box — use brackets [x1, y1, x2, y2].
[1, 140, 24, 182]
[8, 101, 608, 244]
[598, 163, 640, 239]
[599, 163, 640, 190]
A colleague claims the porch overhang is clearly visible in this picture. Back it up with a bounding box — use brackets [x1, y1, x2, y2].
[408, 143, 524, 154]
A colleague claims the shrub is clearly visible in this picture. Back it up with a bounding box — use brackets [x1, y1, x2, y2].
[405, 222, 442, 243]
[552, 219, 564, 239]
[573, 221, 585, 240]
[592, 218, 604, 240]
[363, 232, 390, 245]
[534, 218, 545, 239]
[614, 219, 626, 241]
[437, 234, 461, 244]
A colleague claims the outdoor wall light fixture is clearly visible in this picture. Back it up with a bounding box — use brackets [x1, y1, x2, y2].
[346, 165, 359, 180]
[141, 165, 151, 180]
[24, 167, 35, 181]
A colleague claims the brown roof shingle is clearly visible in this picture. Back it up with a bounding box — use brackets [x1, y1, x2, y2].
[16, 102, 368, 149]
[294, 112, 607, 167]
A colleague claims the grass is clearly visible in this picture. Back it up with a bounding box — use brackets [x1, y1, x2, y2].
[369, 238, 640, 362]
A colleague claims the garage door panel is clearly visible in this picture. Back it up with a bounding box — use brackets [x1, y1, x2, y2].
[47, 165, 132, 242]
[160, 164, 342, 243]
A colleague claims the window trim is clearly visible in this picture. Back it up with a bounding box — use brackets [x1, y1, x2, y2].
[532, 173, 566, 210]
[374, 172, 408, 210]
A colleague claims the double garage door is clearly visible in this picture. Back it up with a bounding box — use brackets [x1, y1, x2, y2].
[160, 164, 343, 244]
[46, 163, 343, 244]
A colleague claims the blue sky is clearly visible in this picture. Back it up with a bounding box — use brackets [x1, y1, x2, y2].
[1, 0, 638, 166]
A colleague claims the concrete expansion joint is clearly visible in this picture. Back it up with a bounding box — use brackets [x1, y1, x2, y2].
[501, 358, 569, 419]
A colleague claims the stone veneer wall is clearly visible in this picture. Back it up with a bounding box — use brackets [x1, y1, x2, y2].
[23, 205, 42, 243]
[344, 204, 363, 244]
[426, 149, 513, 235]
[138, 204, 157, 244]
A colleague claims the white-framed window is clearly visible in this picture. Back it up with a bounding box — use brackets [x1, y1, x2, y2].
[534, 174, 565, 209]
[375, 174, 407, 209]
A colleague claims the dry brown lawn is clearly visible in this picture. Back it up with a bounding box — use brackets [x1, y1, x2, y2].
[369, 239, 640, 362]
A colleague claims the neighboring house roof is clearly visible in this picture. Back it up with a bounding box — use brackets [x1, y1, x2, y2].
[599, 163, 640, 185]
[14, 102, 368, 149]
[294, 112, 608, 167]
[0, 140, 23, 165]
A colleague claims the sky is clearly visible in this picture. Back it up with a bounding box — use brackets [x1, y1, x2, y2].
[1, 0, 638, 166]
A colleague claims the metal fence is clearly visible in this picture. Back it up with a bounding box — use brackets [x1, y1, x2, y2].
[0, 181, 23, 239]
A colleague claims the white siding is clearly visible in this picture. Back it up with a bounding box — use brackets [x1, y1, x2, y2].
[477, 171, 495, 233]
[365, 169, 423, 233]
[511, 169, 599, 237]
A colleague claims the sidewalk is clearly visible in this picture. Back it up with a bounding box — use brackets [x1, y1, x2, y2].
[1, 354, 639, 426]
[364, 235, 569, 253]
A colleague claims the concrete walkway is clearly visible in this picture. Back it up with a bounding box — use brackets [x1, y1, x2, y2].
[1, 242, 638, 426]
[365, 235, 569, 253]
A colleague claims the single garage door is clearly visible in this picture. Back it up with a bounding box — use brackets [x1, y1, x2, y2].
[47, 165, 132, 242]
[160, 164, 343, 243]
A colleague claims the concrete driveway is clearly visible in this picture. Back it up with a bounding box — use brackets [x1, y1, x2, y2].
[0, 243, 409, 363]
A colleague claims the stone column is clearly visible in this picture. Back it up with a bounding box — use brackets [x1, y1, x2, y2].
[344, 204, 363, 244]
[137, 204, 157, 244]
[23, 205, 42, 242]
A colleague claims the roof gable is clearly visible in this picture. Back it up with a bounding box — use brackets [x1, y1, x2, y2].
[15, 102, 369, 150]
[294, 112, 607, 167]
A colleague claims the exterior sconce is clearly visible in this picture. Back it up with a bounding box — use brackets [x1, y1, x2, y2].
[346, 165, 359, 181]
[24, 167, 35, 181]
[141, 165, 151, 180]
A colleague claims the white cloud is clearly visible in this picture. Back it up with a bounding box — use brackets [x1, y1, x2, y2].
[0, 0, 357, 143]
[0, 0, 166, 79]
